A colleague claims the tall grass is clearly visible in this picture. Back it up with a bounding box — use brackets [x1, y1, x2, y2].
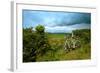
[36, 33, 91, 61]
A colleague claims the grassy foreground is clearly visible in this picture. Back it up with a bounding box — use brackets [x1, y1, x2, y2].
[36, 33, 91, 61]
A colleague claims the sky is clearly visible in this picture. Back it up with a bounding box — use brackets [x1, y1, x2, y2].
[23, 10, 91, 33]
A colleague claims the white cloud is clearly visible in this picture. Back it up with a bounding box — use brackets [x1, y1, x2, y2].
[45, 23, 90, 33]
[45, 26, 73, 33]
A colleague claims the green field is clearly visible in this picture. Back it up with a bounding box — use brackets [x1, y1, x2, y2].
[36, 33, 91, 61]
[47, 33, 66, 38]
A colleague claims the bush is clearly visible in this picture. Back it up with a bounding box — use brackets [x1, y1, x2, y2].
[73, 29, 90, 43]
[23, 25, 51, 62]
[23, 27, 37, 62]
[35, 25, 45, 33]
[35, 25, 51, 56]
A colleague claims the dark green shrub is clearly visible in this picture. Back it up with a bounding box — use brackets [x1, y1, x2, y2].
[23, 25, 51, 62]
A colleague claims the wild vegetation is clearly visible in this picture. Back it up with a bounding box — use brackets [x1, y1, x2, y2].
[23, 25, 91, 62]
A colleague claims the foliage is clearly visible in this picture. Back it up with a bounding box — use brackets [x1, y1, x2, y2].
[23, 25, 51, 62]
[35, 25, 51, 57]
[23, 27, 36, 62]
[35, 25, 45, 33]
[73, 29, 90, 43]
[23, 26, 91, 62]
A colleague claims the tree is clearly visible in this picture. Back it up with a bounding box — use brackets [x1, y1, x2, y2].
[23, 27, 37, 62]
[23, 25, 51, 62]
[35, 25, 45, 33]
[35, 25, 51, 57]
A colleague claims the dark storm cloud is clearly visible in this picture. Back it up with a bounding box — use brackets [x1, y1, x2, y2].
[56, 13, 91, 26]
[23, 10, 91, 33]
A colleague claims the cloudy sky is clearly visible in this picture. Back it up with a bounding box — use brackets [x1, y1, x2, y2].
[23, 10, 91, 33]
